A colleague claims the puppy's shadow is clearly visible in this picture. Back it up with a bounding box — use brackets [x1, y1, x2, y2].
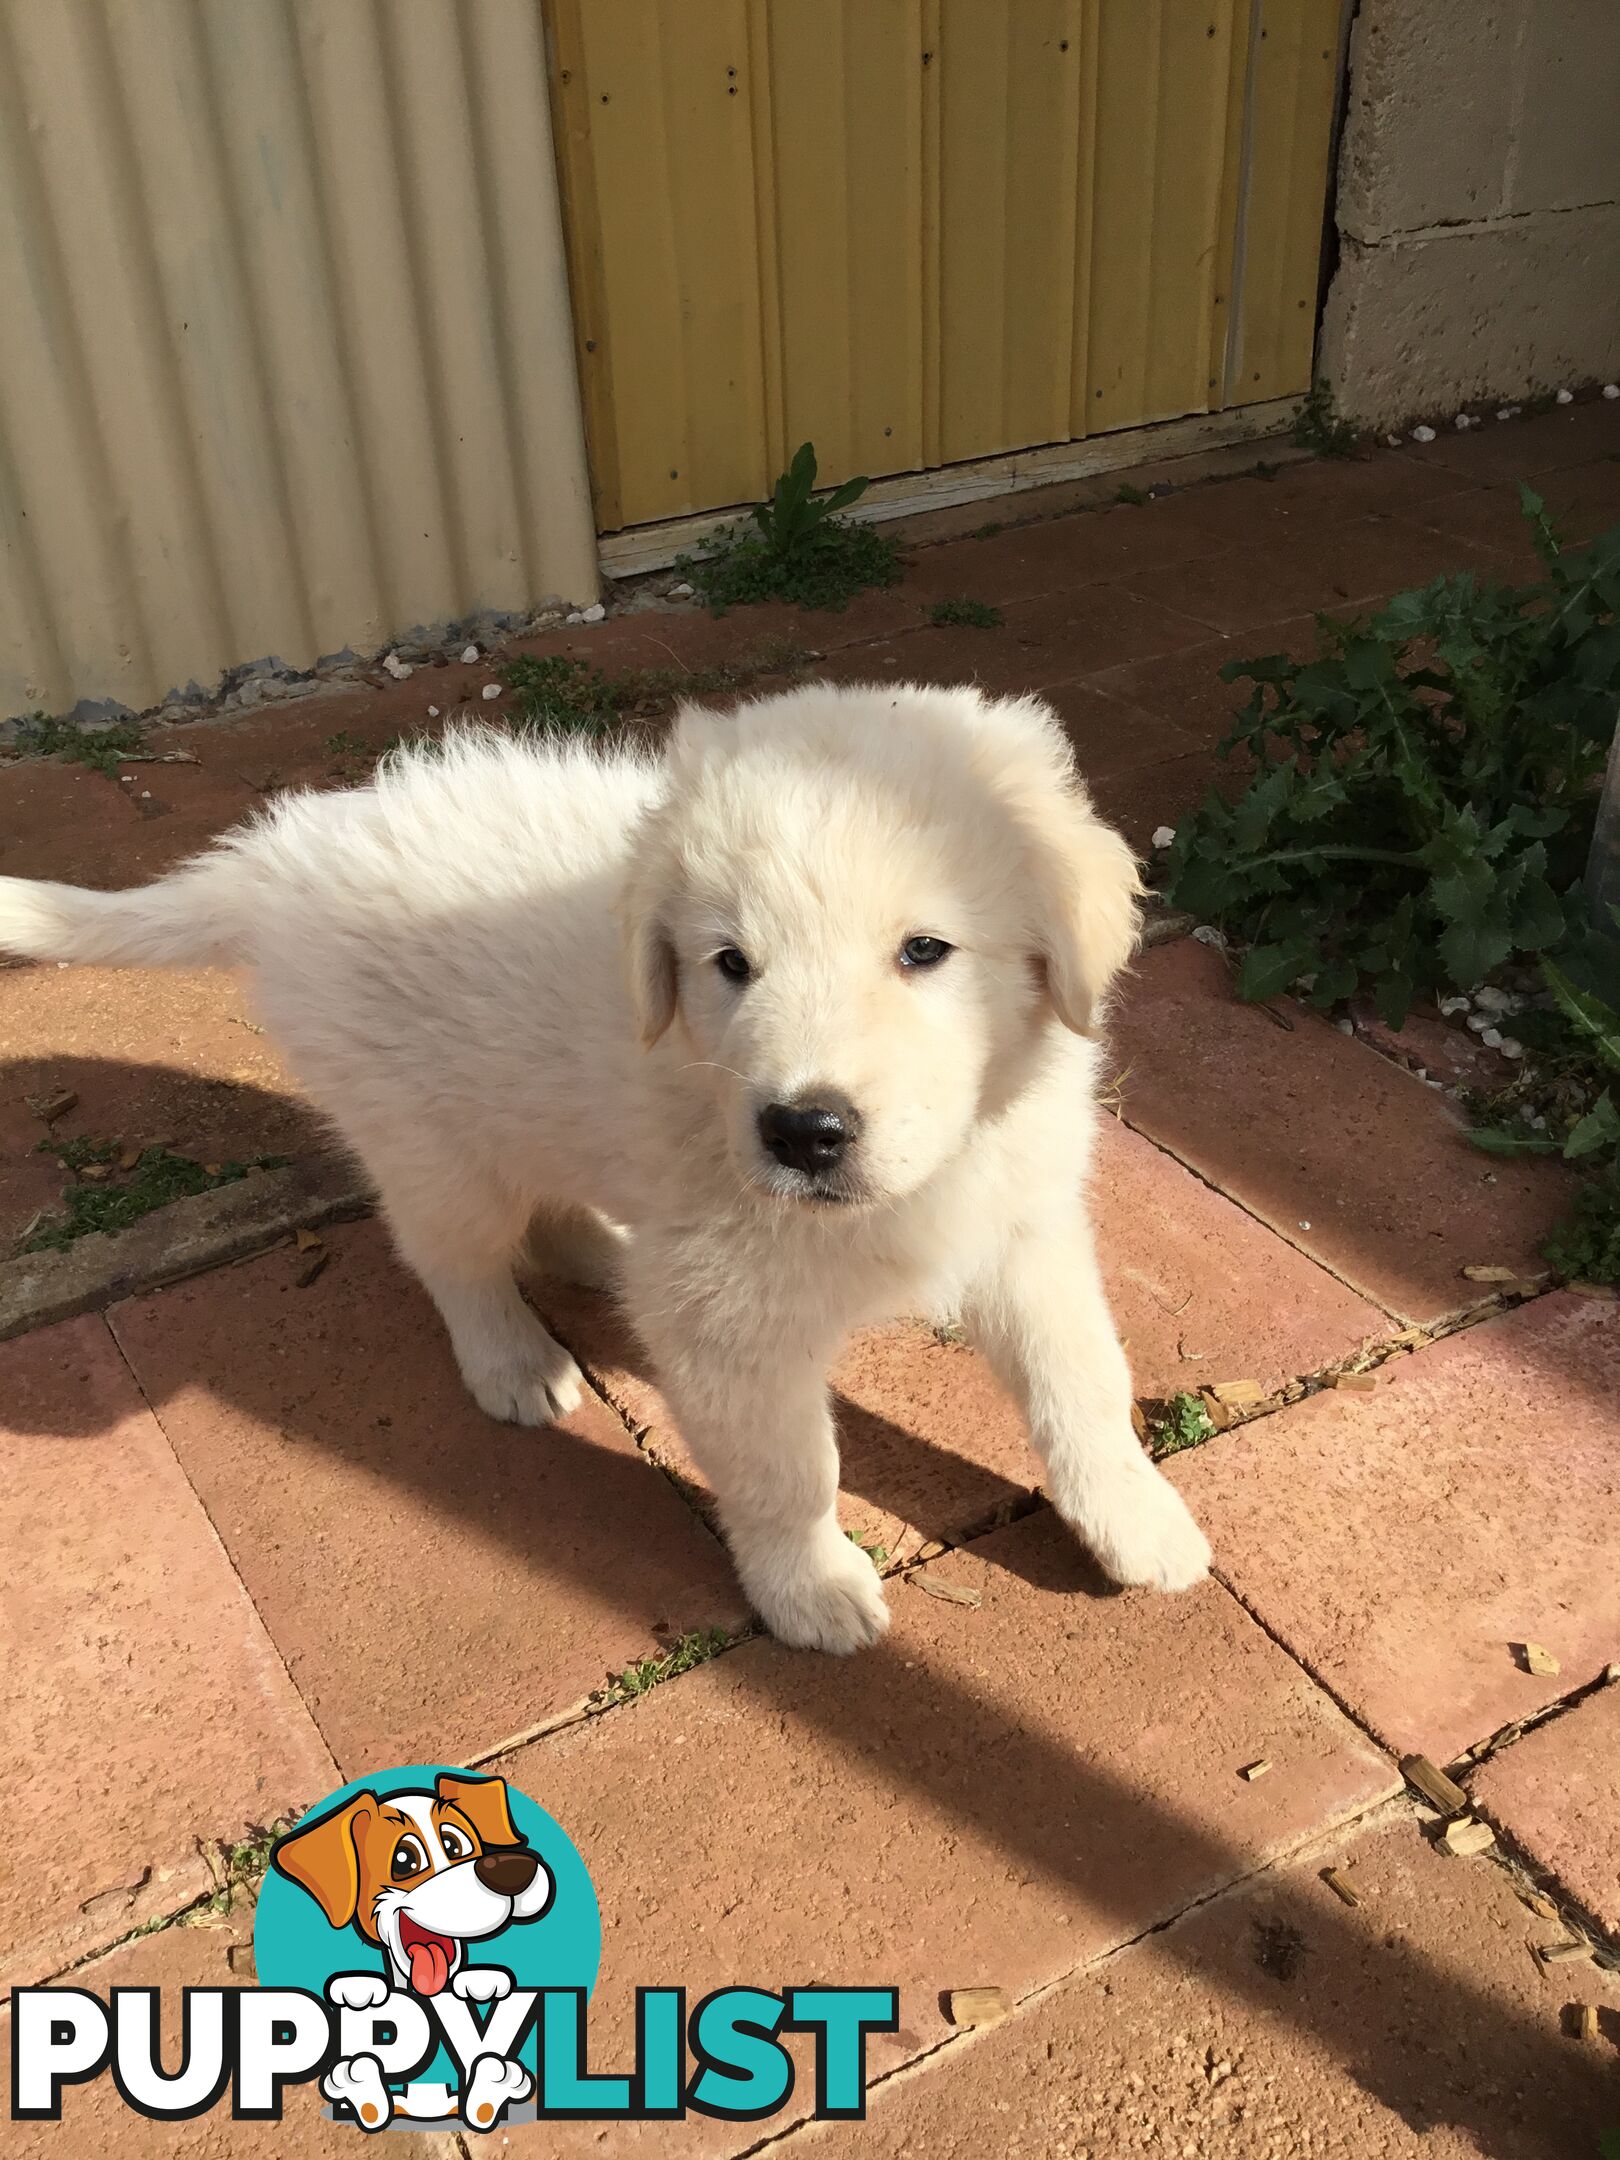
[532, 1277, 1113, 1598]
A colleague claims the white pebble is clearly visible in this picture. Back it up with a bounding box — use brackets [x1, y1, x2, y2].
[1499, 1038, 1524, 1059]
[1495, 408, 1518, 422]
[1438, 995, 1470, 1017]
[564, 611, 583, 625]
[57, 959, 69, 969]
[481, 682, 501, 700]
[669, 581, 694, 599]
[1604, 384, 1620, 400]
[426, 704, 440, 718]
[1151, 825, 1177, 850]
[1336, 1017, 1354, 1036]
[1467, 1012, 1491, 1033]
[580, 601, 606, 624]
[1299, 1221, 1312, 1231]
[1531, 1113, 1547, 1129]
[1453, 412, 1474, 430]
[382, 652, 412, 679]
[1481, 1026, 1504, 1048]
[120, 774, 134, 784]
[1411, 424, 1436, 443]
[1555, 387, 1574, 404]
[139, 789, 151, 799]
[1385, 434, 1402, 448]
[1473, 984, 1513, 1013]
[1191, 925, 1226, 949]
[460, 644, 479, 664]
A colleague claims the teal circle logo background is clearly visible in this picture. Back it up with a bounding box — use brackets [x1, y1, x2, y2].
[253, 1764, 599, 2082]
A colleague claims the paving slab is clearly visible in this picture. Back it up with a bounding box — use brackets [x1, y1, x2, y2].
[773, 1806, 1620, 2160]
[1, 960, 316, 1253]
[491, 1507, 1395, 2153]
[1473, 1682, 1620, 1937]
[1110, 939, 1577, 1324]
[0, 1315, 336, 1987]
[1121, 515, 1513, 638]
[1411, 395, 1620, 485]
[1176, 1293, 1620, 1764]
[108, 1218, 748, 1777]
[0, 1902, 463, 2156]
[540, 1117, 1385, 1566]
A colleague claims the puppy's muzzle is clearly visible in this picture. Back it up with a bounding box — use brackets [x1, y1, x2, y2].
[473, 1846, 541, 1897]
[757, 1093, 862, 1177]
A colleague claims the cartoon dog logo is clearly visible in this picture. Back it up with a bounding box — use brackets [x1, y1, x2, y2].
[272, 1771, 554, 2130]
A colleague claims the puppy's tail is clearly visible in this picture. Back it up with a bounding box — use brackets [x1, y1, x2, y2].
[0, 858, 242, 970]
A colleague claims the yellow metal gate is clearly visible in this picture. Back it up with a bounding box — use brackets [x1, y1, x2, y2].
[545, 0, 1342, 534]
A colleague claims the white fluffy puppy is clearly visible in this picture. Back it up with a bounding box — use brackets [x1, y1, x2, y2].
[0, 682, 1210, 1650]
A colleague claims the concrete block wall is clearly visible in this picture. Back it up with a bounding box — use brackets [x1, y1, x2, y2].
[1321, 0, 1620, 427]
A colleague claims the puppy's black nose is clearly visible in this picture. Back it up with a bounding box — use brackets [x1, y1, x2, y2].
[758, 1098, 858, 1176]
[474, 1846, 539, 1896]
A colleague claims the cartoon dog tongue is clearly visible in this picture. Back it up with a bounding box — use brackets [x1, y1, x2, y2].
[403, 1928, 453, 1996]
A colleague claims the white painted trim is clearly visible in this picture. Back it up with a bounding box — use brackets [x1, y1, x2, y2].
[598, 399, 1298, 579]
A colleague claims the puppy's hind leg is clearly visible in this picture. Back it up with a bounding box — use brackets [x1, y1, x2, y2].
[525, 1202, 630, 1293]
[375, 1159, 584, 1428]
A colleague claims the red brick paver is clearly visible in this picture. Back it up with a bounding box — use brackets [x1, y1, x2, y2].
[1177, 1293, 1620, 1764]
[772, 1807, 1620, 2160]
[492, 1508, 1394, 2153]
[0, 1316, 336, 1987]
[108, 1219, 748, 1775]
[1111, 939, 1576, 1324]
[1473, 1682, 1620, 1937]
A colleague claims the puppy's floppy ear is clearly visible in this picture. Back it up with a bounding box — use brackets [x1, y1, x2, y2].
[965, 695, 1142, 1036]
[436, 1772, 522, 1848]
[271, 1794, 377, 1928]
[619, 806, 680, 1047]
[1022, 784, 1143, 1036]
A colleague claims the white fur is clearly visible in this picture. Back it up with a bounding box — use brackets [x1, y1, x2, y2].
[0, 683, 1210, 1649]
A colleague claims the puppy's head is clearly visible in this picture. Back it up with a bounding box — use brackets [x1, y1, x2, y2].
[621, 683, 1140, 1208]
[271, 1773, 553, 1995]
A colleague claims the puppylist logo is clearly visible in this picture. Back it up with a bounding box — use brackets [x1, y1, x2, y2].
[10, 1765, 896, 2135]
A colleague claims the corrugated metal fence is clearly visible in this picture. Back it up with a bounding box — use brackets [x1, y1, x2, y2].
[547, 0, 1342, 533]
[0, 0, 599, 722]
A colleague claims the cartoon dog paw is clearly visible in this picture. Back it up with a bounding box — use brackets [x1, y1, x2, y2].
[452, 1964, 514, 2004]
[323, 2054, 393, 2132]
[461, 2053, 532, 2132]
[327, 1971, 391, 2012]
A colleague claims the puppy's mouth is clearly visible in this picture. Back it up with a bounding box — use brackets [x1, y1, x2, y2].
[397, 1912, 459, 1996]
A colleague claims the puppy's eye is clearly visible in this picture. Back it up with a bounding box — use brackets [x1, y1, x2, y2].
[390, 1836, 428, 1880]
[900, 935, 952, 969]
[715, 947, 752, 984]
[439, 1827, 470, 1861]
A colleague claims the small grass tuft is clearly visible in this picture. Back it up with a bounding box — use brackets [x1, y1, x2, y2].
[1114, 483, 1150, 507]
[971, 520, 1005, 540]
[504, 641, 814, 737]
[927, 596, 1002, 629]
[1150, 1392, 1216, 1457]
[675, 442, 903, 616]
[600, 1626, 732, 1706]
[23, 1142, 289, 1253]
[15, 713, 148, 775]
[845, 1529, 890, 1568]
[1291, 380, 1359, 458]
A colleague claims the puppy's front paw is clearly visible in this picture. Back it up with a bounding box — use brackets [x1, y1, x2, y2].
[327, 1971, 391, 2011]
[464, 1334, 584, 1427]
[743, 1523, 891, 1655]
[1076, 1463, 1211, 1593]
[452, 1964, 513, 2004]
